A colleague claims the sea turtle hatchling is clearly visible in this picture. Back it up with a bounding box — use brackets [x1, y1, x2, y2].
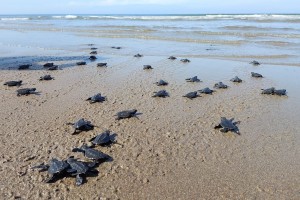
[251, 72, 263, 78]
[86, 93, 106, 103]
[214, 82, 228, 89]
[18, 64, 31, 70]
[90, 130, 117, 146]
[67, 118, 95, 134]
[115, 109, 138, 120]
[91, 47, 97, 50]
[180, 59, 190, 63]
[214, 117, 240, 135]
[72, 145, 110, 161]
[47, 65, 59, 70]
[198, 87, 215, 94]
[185, 76, 200, 82]
[76, 61, 86, 66]
[97, 63, 107, 67]
[152, 90, 169, 98]
[168, 56, 177, 60]
[4, 80, 22, 87]
[43, 63, 54, 68]
[39, 75, 54, 81]
[111, 46, 121, 49]
[261, 87, 275, 95]
[89, 56, 97, 60]
[183, 91, 199, 99]
[143, 65, 153, 70]
[250, 60, 260, 65]
[273, 89, 287, 96]
[230, 76, 242, 83]
[134, 54, 143, 58]
[154, 79, 168, 86]
[17, 88, 37, 96]
[66, 157, 98, 186]
[90, 51, 97, 55]
[32, 158, 69, 183]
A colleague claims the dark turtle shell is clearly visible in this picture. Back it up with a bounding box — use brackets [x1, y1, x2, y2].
[97, 63, 107, 67]
[76, 61, 86, 66]
[115, 109, 137, 120]
[198, 87, 214, 94]
[47, 65, 59, 70]
[18, 64, 31, 70]
[230, 76, 242, 83]
[40, 75, 54, 81]
[152, 90, 169, 98]
[214, 82, 228, 89]
[89, 56, 97, 60]
[67, 157, 89, 174]
[180, 59, 190, 63]
[155, 80, 168, 86]
[90, 51, 97, 55]
[86, 93, 106, 103]
[4, 80, 22, 86]
[261, 87, 275, 94]
[250, 60, 260, 65]
[134, 54, 143, 57]
[251, 72, 263, 78]
[73, 145, 109, 160]
[143, 65, 153, 70]
[274, 89, 286, 96]
[90, 130, 112, 145]
[48, 159, 69, 175]
[183, 91, 199, 99]
[43, 63, 54, 67]
[185, 76, 200, 82]
[17, 88, 36, 96]
[168, 56, 177, 60]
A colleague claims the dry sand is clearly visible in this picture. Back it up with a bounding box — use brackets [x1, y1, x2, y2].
[0, 50, 299, 199]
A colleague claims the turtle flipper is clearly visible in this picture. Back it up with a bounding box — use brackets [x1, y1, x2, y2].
[45, 174, 55, 183]
[214, 124, 222, 129]
[76, 174, 84, 186]
[220, 128, 228, 133]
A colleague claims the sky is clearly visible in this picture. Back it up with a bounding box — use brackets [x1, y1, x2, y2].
[0, 0, 299, 14]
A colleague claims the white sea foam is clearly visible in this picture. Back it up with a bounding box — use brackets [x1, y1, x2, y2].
[0, 17, 29, 21]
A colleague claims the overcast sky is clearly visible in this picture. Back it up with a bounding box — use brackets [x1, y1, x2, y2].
[0, 0, 299, 14]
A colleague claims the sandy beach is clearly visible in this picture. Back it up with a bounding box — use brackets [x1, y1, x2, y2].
[0, 15, 300, 199]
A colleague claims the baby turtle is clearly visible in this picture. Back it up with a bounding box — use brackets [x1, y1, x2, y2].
[214, 82, 228, 89]
[43, 63, 54, 68]
[47, 65, 59, 71]
[91, 47, 97, 50]
[39, 75, 54, 81]
[90, 130, 117, 146]
[115, 109, 138, 120]
[89, 56, 97, 60]
[214, 117, 240, 135]
[250, 60, 260, 65]
[168, 56, 177, 60]
[17, 88, 37, 96]
[4, 80, 22, 87]
[76, 61, 86, 66]
[67, 118, 95, 134]
[198, 87, 215, 94]
[66, 157, 98, 186]
[72, 145, 110, 161]
[111, 46, 121, 49]
[18, 64, 31, 70]
[86, 93, 106, 103]
[152, 90, 169, 98]
[143, 65, 153, 70]
[134, 54, 143, 58]
[154, 79, 168, 86]
[261, 87, 275, 95]
[87, 44, 95, 46]
[251, 72, 263, 78]
[32, 158, 69, 183]
[90, 51, 97, 55]
[230, 76, 242, 83]
[180, 59, 190, 63]
[183, 91, 199, 99]
[97, 63, 107, 67]
[186, 76, 200, 82]
[274, 89, 287, 96]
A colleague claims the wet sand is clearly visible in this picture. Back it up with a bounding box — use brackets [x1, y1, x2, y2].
[0, 44, 299, 199]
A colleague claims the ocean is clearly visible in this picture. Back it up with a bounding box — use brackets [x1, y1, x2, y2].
[0, 14, 300, 66]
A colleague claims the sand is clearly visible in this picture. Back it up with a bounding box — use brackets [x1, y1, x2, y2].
[0, 47, 299, 200]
